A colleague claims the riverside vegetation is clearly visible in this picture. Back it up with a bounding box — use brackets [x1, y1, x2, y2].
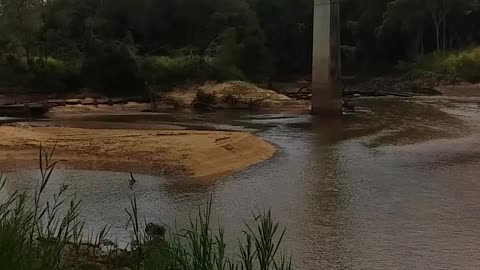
[0, 147, 293, 270]
[397, 47, 480, 83]
[2, 0, 480, 97]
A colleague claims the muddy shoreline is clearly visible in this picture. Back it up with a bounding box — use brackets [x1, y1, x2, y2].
[1, 82, 312, 117]
[2, 80, 478, 120]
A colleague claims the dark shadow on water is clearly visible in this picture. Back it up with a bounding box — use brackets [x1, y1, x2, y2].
[298, 116, 354, 269]
[311, 116, 344, 145]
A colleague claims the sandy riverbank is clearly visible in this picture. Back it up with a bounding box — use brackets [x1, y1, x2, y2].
[0, 126, 275, 178]
[437, 83, 480, 97]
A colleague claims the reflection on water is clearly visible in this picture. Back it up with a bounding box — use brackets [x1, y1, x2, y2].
[0, 116, 22, 124]
[3, 97, 480, 269]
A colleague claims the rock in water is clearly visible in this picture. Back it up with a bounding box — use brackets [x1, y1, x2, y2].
[145, 223, 166, 241]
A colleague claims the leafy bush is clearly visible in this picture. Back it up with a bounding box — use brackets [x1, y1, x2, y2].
[401, 47, 480, 83]
[0, 55, 81, 92]
[0, 55, 31, 87]
[141, 56, 205, 88]
[207, 59, 246, 82]
[0, 52, 248, 94]
[236, 35, 274, 82]
[30, 57, 82, 92]
[141, 55, 245, 90]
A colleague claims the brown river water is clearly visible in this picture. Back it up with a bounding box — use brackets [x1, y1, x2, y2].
[2, 97, 480, 269]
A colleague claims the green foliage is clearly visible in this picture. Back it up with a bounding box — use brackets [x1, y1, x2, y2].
[209, 62, 246, 82]
[2, 0, 480, 87]
[30, 58, 82, 92]
[400, 47, 480, 82]
[0, 56, 81, 91]
[341, 0, 480, 72]
[0, 55, 31, 87]
[141, 56, 205, 88]
[0, 0, 274, 91]
[141, 55, 245, 89]
[237, 34, 274, 81]
[251, 0, 312, 78]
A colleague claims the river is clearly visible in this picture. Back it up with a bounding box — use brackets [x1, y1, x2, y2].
[3, 96, 480, 269]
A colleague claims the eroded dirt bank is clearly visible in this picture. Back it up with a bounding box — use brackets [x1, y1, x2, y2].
[0, 125, 275, 178]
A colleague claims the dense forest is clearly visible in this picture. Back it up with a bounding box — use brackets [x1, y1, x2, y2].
[1, 0, 480, 94]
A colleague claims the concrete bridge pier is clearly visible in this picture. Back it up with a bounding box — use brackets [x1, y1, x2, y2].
[312, 0, 342, 115]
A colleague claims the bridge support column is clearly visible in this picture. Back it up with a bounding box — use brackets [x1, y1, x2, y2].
[312, 0, 342, 115]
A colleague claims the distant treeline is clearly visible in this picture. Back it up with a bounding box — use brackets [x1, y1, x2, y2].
[0, 0, 479, 94]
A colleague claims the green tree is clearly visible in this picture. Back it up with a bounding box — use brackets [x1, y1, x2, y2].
[250, 0, 312, 78]
[380, 0, 428, 57]
[0, 0, 44, 66]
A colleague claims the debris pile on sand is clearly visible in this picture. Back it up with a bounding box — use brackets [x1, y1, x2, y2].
[164, 81, 310, 112]
[3, 81, 311, 115]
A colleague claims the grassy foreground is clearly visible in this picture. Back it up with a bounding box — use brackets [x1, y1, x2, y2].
[0, 148, 293, 270]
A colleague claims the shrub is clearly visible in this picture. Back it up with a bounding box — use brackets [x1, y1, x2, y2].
[236, 35, 274, 82]
[141, 55, 246, 90]
[0, 55, 81, 92]
[401, 47, 480, 83]
[141, 56, 205, 88]
[0, 54, 32, 87]
[30, 57, 82, 92]
[207, 59, 246, 82]
[455, 49, 480, 83]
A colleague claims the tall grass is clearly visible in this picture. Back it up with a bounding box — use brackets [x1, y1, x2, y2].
[0, 146, 83, 270]
[127, 198, 293, 270]
[0, 148, 294, 270]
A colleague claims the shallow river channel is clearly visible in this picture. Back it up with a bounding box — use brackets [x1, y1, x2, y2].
[3, 97, 480, 269]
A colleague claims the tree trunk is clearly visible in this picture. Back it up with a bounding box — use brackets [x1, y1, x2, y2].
[449, 29, 454, 49]
[421, 31, 425, 56]
[24, 45, 32, 69]
[443, 16, 447, 51]
[413, 28, 423, 58]
[435, 22, 440, 52]
[431, 10, 441, 52]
